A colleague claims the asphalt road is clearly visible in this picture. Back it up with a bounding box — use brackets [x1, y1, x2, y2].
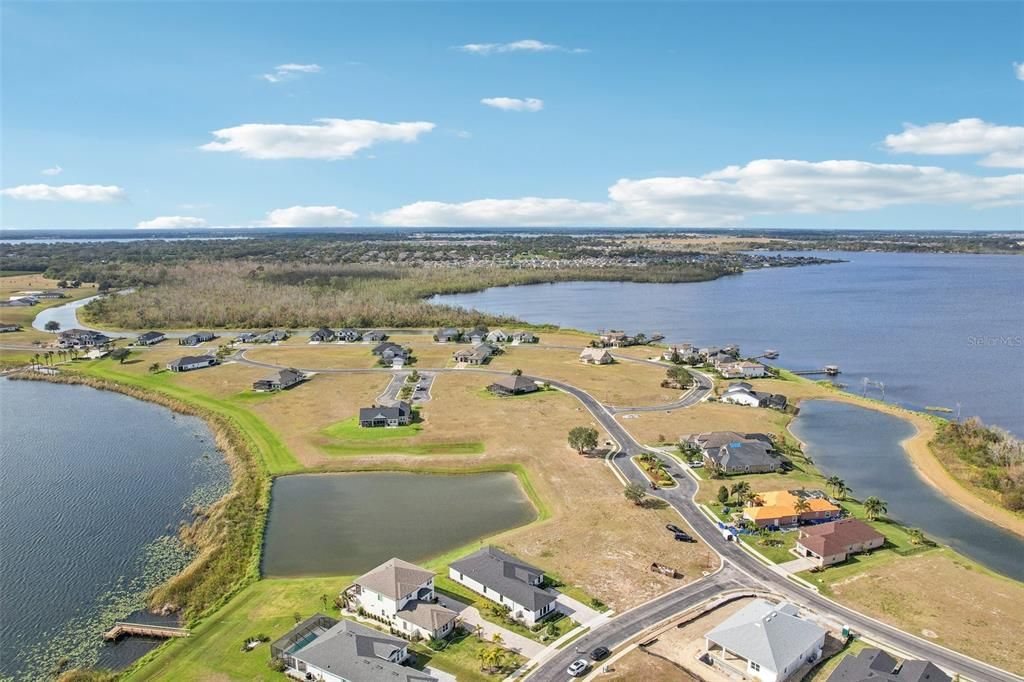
[231, 349, 1019, 682]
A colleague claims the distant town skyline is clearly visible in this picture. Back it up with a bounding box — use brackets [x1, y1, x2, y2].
[1, 1, 1022, 230]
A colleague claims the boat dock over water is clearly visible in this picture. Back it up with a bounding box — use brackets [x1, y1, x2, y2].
[792, 364, 841, 376]
[103, 622, 190, 641]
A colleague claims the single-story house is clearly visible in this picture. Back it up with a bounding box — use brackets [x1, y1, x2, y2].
[337, 328, 362, 342]
[796, 518, 884, 567]
[488, 375, 539, 396]
[373, 342, 409, 363]
[179, 331, 216, 346]
[310, 327, 336, 342]
[359, 401, 413, 428]
[699, 346, 721, 359]
[363, 330, 388, 342]
[686, 431, 781, 474]
[0, 323, 22, 333]
[705, 599, 826, 682]
[252, 368, 306, 392]
[435, 327, 461, 343]
[709, 351, 738, 367]
[167, 355, 218, 372]
[486, 329, 509, 343]
[826, 648, 950, 682]
[767, 394, 788, 410]
[511, 330, 537, 343]
[345, 558, 457, 641]
[448, 546, 557, 626]
[234, 331, 258, 343]
[4, 296, 38, 306]
[722, 384, 769, 407]
[256, 329, 288, 343]
[58, 329, 112, 348]
[579, 347, 613, 365]
[743, 490, 841, 529]
[136, 331, 166, 346]
[453, 343, 494, 365]
[35, 290, 67, 299]
[720, 360, 768, 379]
[271, 615, 437, 682]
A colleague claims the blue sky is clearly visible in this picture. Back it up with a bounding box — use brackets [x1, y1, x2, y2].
[1, 1, 1022, 230]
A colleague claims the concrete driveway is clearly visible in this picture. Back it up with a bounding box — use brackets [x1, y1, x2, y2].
[778, 555, 818, 574]
[439, 595, 545, 658]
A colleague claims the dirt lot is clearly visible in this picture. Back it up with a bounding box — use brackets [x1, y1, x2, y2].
[809, 549, 1024, 675]
[616, 400, 793, 447]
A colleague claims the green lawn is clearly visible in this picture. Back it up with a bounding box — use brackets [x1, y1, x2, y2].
[434, 576, 576, 643]
[323, 415, 424, 439]
[80, 362, 301, 474]
[739, 531, 799, 564]
[411, 629, 524, 682]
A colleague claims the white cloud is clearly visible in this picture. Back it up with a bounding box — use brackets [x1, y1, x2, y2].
[1015, 62, 1024, 80]
[883, 118, 1024, 168]
[199, 118, 436, 160]
[260, 205, 358, 227]
[41, 165, 62, 176]
[456, 39, 587, 55]
[374, 198, 614, 227]
[481, 97, 544, 112]
[374, 159, 1023, 227]
[262, 63, 323, 83]
[137, 216, 209, 229]
[0, 184, 126, 202]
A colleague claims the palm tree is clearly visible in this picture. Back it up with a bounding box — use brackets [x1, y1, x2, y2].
[149, 362, 161, 373]
[490, 632, 504, 647]
[792, 498, 811, 516]
[864, 496, 888, 521]
[907, 528, 926, 545]
[834, 480, 851, 501]
[730, 481, 751, 504]
[825, 475, 842, 495]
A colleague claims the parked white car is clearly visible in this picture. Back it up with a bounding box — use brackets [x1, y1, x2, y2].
[567, 659, 590, 677]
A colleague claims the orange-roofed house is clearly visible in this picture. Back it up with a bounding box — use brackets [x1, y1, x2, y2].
[742, 490, 841, 529]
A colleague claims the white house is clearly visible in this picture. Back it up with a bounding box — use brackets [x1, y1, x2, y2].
[486, 329, 509, 343]
[722, 382, 767, 407]
[579, 347, 613, 365]
[272, 615, 437, 682]
[720, 360, 768, 379]
[345, 558, 457, 641]
[448, 546, 557, 626]
[705, 599, 826, 682]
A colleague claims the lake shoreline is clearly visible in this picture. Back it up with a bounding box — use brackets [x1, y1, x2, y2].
[786, 387, 1024, 539]
[6, 370, 269, 627]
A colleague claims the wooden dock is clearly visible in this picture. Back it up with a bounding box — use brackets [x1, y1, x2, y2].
[103, 622, 190, 641]
[792, 365, 841, 376]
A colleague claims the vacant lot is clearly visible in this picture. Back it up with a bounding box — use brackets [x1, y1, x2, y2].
[617, 400, 792, 447]
[298, 371, 716, 608]
[490, 347, 676, 407]
[806, 549, 1024, 675]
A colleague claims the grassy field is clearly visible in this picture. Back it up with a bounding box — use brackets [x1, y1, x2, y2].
[323, 416, 424, 439]
[0, 274, 98, 345]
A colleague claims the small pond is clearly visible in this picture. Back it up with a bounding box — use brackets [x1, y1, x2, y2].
[790, 400, 1024, 581]
[261, 472, 537, 577]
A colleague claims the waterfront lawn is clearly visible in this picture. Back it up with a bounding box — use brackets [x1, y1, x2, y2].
[79, 361, 301, 474]
[124, 576, 346, 681]
[800, 549, 1024, 675]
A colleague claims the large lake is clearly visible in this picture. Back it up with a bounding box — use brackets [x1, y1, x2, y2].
[261, 472, 536, 577]
[0, 379, 230, 679]
[433, 251, 1023, 436]
[791, 400, 1024, 581]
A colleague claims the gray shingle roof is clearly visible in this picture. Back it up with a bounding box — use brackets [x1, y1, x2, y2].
[706, 599, 825, 674]
[360, 401, 412, 422]
[826, 648, 950, 682]
[450, 546, 555, 612]
[295, 619, 437, 682]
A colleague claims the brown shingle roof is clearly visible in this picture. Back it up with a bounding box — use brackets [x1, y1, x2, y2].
[798, 518, 884, 556]
[355, 558, 434, 601]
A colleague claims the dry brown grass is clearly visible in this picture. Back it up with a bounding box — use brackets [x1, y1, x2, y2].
[260, 370, 718, 609]
[813, 550, 1024, 675]
[490, 347, 675, 407]
[617, 400, 792, 446]
[244, 344, 381, 369]
[604, 650, 699, 681]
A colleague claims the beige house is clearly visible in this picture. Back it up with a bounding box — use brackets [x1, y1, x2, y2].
[579, 347, 613, 365]
[345, 558, 458, 641]
[795, 518, 884, 567]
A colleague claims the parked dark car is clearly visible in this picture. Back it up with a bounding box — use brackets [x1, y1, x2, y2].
[674, 532, 696, 543]
[590, 646, 611, 661]
[665, 524, 685, 534]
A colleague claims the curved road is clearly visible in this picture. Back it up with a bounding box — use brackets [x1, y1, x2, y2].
[232, 348, 1019, 682]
